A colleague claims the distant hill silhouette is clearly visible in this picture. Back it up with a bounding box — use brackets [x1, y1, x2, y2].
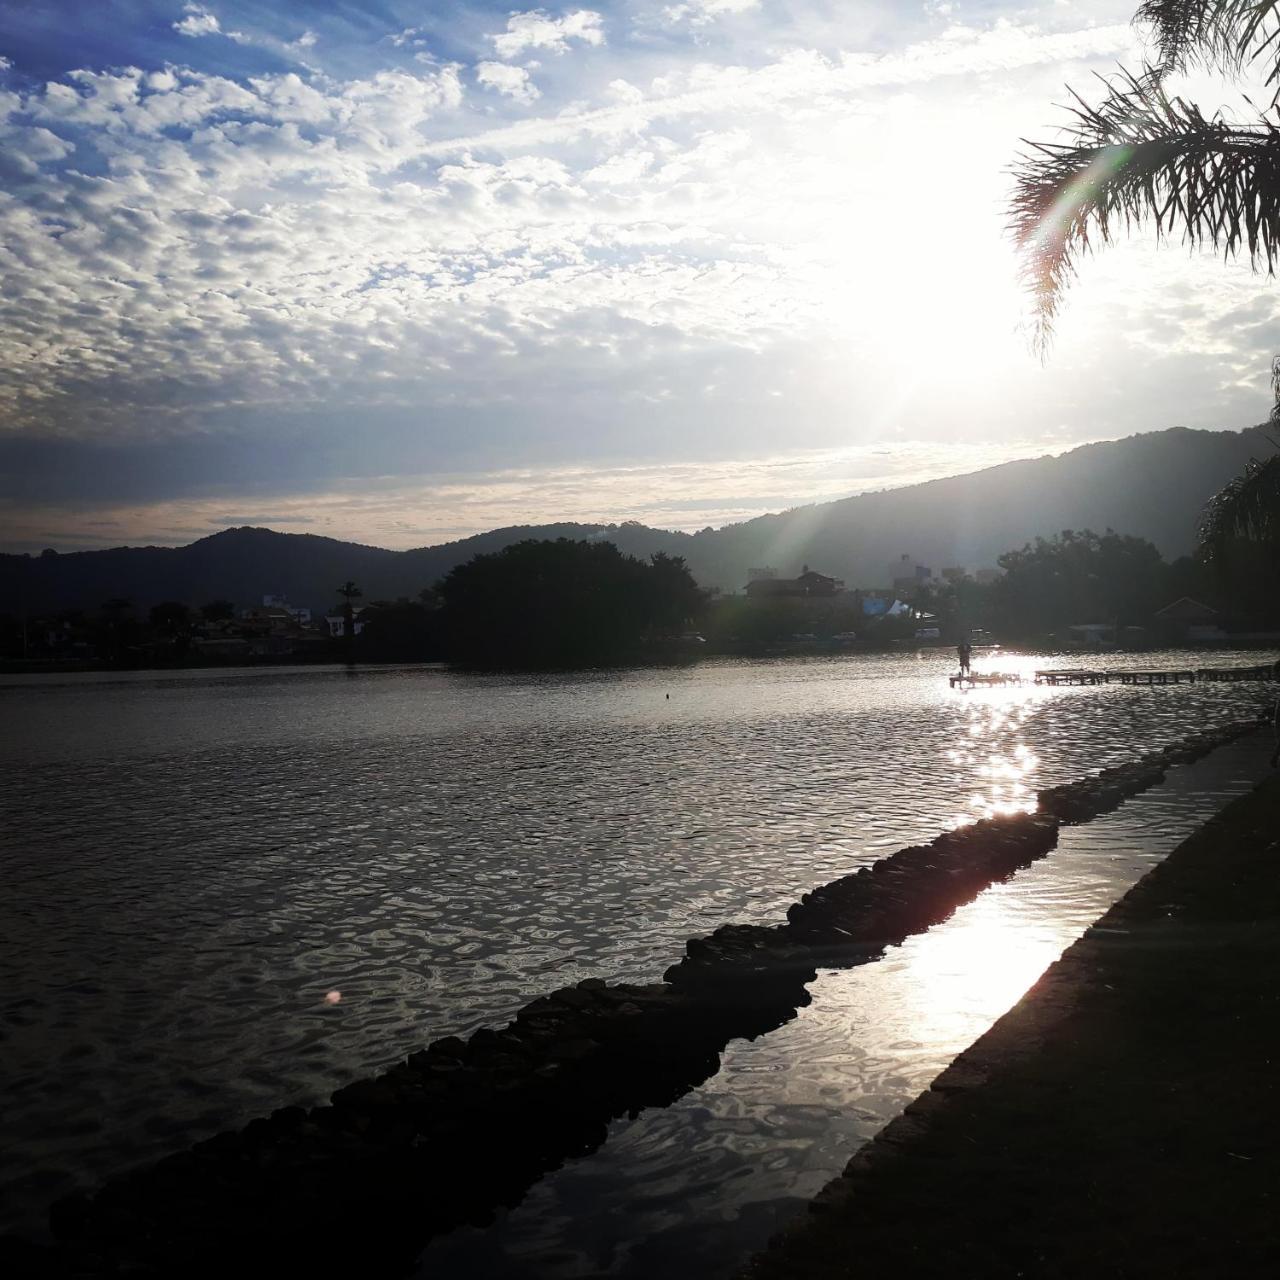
[4, 426, 1273, 613]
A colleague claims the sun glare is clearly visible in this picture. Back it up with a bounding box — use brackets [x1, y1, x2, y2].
[898, 889, 1063, 1051]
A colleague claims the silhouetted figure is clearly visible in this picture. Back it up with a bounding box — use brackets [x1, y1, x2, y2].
[957, 642, 972, 677]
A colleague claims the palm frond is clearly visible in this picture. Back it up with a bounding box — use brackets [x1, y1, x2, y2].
[1198, 450, 1280, 557]
[1137, 1, 1280, 79]
[1010, 66, 1280, 348]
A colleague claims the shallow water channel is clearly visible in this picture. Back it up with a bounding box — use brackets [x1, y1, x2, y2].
[416, 733, 1273, 1278]
[2, 651, 1276, 1244]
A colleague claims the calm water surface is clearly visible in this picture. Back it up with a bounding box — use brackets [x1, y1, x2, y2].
[2, 651, 1275, 1239]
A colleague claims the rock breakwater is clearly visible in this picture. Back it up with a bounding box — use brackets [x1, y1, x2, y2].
[5, 718, 1260, 1278]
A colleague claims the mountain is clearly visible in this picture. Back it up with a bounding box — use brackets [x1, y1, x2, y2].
[686, 425, 1275, 589]
[3, 426, 1272, 614]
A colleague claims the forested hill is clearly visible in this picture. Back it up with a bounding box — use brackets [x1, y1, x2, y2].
[4, 426, 1271, 612]
[687, 425, 1274, 590]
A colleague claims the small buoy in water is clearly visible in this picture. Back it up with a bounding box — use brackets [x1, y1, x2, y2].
[324, 991, 342, 1006]
[666, 693, 670, 700]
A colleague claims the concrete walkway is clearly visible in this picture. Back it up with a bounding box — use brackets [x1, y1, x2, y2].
[742, 774, 1280, 1279]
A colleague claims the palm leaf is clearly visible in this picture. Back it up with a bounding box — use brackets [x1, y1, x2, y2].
[1138, 1, 1280, 78]
[1199, 449, 1280, 557]
[1010, 66, 1280, 347]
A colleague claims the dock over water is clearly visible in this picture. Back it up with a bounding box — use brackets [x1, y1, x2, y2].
[957, 664, 1280, 689]
[948, 672, 1023, 688]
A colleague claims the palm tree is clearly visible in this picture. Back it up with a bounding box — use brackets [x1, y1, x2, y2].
[1012, 1, 1280, 559]
[336, 580, 362, 645]
[1011, 3, 1280, 345]
[1201, 359, 1280, 559]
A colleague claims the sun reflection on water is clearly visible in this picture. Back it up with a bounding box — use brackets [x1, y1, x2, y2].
[891, 888, 1063, 1049]
[947, 682, 1044, 825]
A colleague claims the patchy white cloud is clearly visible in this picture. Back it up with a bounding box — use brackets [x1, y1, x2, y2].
[0, 55, 12, 72]
[173, 4, 222, 38]
[663, 0, 761, 25]
[489, 8, 605, 60]
[389, 26, 427, 48]
[2, 1, 1276, 552]
[476, 61, 540, 102]
[418, 22, 1136, 160]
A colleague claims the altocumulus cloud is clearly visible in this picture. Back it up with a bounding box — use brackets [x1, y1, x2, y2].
[1, 0, 1279, 552]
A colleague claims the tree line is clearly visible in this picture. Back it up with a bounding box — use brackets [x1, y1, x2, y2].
[3, 500, 1277, 668]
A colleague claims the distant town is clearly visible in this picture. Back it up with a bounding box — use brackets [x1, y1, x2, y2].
[4, 526, 1278, 672]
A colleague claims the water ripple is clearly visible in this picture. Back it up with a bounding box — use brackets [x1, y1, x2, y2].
[1, 651, 1275, 1236]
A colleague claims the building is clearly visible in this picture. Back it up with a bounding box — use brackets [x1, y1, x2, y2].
[744, 566, 844, 598]
[325, 608, 366, 638]
[261, 594, 312, 625]
[1153, 596, 1225, 642]
[891, 554, 933, 595]
[239, 605, 297, 628]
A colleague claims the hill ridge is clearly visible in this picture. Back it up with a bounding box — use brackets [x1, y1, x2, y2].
[3, 425, 1270, 612]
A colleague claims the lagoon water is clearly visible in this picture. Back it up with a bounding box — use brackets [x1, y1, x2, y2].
[2, 651, 1276, 1243]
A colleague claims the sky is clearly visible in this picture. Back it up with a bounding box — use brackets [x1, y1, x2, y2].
[2, 0, 1279, 552]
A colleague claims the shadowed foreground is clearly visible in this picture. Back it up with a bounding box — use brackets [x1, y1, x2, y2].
[742, 773, 1280, 1279]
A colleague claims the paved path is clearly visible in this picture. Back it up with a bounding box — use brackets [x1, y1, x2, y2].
[742, 773, 1280, 1279]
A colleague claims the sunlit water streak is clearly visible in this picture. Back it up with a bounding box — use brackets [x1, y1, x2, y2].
[416, 733, 1273, 1279]
[1, 651, 1275, 1238]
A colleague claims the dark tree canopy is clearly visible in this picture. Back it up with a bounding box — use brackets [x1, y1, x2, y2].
[357, 596, 444, 661]
[437, 539, 703, 667]
[148, 601, 190, 632]
[994, 529, 1166, 632]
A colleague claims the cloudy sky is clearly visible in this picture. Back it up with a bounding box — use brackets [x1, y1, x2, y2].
[2, 1, 1278, 552]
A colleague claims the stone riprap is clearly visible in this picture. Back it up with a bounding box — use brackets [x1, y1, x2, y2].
[3, 716, 1261, 1278]
[738, 763, 1280, 1279]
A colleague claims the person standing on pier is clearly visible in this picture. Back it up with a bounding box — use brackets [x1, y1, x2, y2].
[957, 640, 972, 678]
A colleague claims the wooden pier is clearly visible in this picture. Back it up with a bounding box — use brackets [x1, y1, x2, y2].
[949, 672, 1023, 688]
[1113, 669, 1197, 685]
[1196, 664, 1279, 683]
[1030, 662, 1277, 688]
[1034, 668, 1108, 686]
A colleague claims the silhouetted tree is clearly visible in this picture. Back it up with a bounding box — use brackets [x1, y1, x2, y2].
[1202, 453, 1280, 553]
[335, 580, 362, 657]
[149, 601, 190, 633]
[641, 552, 706, 632]
[994, 529, 1166, 636]
[437, 539, 703, 667]
[98, 598, 136, 662]
[358, 597, 445, 661]
[1181, 350, 1280, 628]
[1198, 358, 1280, 583]
[200, 599, 236, 622]
[916, 573, 997, 640]
[149, 602, 192, 659]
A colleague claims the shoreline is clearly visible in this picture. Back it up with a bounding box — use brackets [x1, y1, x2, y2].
[741, 770, 1280, 1279]
[4, 639, 1280, 679]
[2, 718, 1262, 1277]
